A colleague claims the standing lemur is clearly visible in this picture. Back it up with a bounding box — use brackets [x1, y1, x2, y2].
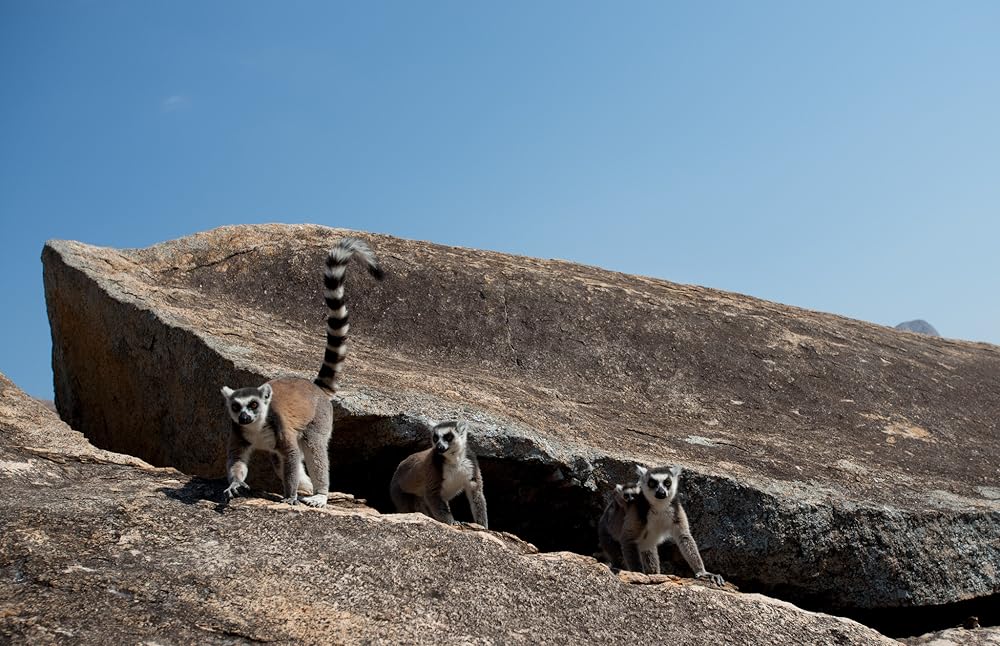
[599, 464, 724, 585]
[389, 420, 488, 528]
[220, 238, 383, 507]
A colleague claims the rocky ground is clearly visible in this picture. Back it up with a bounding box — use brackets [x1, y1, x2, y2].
[1, 372, 900, 644]
[903, 625, 1000, 646]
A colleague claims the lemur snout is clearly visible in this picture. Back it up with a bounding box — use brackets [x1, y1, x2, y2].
[238, 412, 253, 425]
[655, 489, 667, 499]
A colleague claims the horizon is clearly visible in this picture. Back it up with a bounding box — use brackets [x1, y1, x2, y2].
[3, 2, 999, 398]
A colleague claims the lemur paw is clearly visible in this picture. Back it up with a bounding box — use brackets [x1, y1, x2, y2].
[280, 496, 300, 506]
[300, 494, 328, 508]
[224, 480, 249, 499]
[696, 571, 725, 586]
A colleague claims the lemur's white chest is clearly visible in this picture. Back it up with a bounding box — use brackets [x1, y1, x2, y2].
[241, 421, 278, 453]
[441, 455, 473, 501]
[639, 504, 674, 548]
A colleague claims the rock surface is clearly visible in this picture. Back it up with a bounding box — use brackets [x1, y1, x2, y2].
[903, 626, 1000, 645]
[896, 319, 941, 337]
[42, 225, 1000, 613]
[0, 372, 900, 645]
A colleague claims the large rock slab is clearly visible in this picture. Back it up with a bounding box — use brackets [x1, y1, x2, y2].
[0, 372, 899, 645]
[42, 225, 1000, 614]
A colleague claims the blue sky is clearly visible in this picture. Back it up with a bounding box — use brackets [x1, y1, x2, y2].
[2, 1, 999, 399]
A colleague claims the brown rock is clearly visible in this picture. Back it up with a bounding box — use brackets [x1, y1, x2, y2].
[0, 372, 898, 644]
[616, 570, 739, 593]
[41, 225, 1000, 612]
[902, 626, 1000, 646]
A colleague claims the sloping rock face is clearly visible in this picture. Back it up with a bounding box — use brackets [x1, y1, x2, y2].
[42, 225, 1000, 617]
[0, 373, 900, 645]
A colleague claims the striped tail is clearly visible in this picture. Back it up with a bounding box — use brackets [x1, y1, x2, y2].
[314, 238, 384, 393]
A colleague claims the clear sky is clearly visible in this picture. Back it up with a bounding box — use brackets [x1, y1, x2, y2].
[2, 1, 999, 399]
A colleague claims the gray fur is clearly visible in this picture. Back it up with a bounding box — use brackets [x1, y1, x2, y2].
[221, 380, 332, 508]
[389, 420, 488, 528]
[598, 464, 724, 586]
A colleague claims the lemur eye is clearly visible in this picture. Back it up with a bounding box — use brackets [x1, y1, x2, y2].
[648, 480, 657, 488]
[230, 403, 241, 413]
[444, 432, 454, 442]
[248, 401, 258, 410]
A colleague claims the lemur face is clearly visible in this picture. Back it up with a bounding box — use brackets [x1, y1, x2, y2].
[645, 473, 672, 499]
[221, 383, 272, 427]
[621, 483, 640, 503]
[431, 421, 467, 455]
[635, 465, 681, 502]
[615, 482, 641, 506]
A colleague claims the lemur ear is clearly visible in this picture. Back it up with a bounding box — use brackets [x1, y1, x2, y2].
[670, 465, 682, 479]
[455, 420, 469, 436]
[258, 383, 273, 401]
[221, 386, 234, 398]
[635, 464, 648, 478]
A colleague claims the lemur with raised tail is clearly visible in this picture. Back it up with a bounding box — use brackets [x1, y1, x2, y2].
[221, 238, 383, 507]
[389, 420, 488, 528]
[598, 465, 724, 585]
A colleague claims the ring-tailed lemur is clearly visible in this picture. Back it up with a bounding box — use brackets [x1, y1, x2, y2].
[389, 420, 488, 528]
[220, 237, 383, 507]
[613, 481, 641, 507]
[598, 464, 724, 585]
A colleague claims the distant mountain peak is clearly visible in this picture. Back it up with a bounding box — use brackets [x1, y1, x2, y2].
[895, 319, 940, 336]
